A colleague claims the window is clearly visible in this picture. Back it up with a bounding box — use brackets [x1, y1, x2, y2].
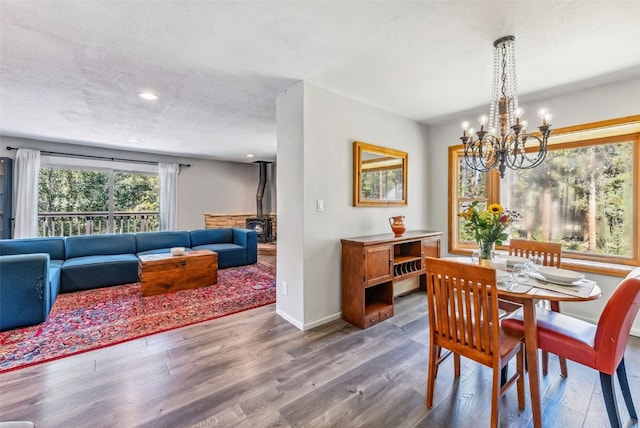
[449, 116, 640, 273]
[38, 163, 159, 236]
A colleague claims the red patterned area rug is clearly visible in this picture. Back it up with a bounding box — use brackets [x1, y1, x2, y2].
[0, 261, 276, 373]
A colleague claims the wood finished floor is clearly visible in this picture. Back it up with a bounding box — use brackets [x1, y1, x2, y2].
[1, 254, 639, 428]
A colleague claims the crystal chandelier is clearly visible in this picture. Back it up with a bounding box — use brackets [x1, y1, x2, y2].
[460, 36, 552, 179]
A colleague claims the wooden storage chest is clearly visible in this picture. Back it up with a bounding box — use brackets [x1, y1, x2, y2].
[138, 250, 218, 296]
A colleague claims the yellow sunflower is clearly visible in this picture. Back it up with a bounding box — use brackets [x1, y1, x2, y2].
[487, 203, 504, 215]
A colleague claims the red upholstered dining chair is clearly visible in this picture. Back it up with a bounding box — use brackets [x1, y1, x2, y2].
[424, 257, 525, 427]
[501, 267, 640, 428]
[508, 238, 565, 376]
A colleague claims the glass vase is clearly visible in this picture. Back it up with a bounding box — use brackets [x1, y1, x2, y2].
[477, 240, 495, 266]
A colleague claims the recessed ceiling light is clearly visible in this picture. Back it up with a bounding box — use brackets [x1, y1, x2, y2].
[246, 154, 254, 158]
[128, 139, 140, 143]
[139, 92, 158, 101]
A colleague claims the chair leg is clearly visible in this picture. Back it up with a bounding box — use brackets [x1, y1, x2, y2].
[516, 345, 525, 410]
[541, 349, 567, 376]
[491, 365, 500, 428]
[616, 358, 638, 420]
[501, 351, 530, 384]
[426, 342, 438, 408]
[558, 353, 568, 377]
[600, 371, 623, 428]
[548, 301, 568, 377]
[500, 365, 508, 386]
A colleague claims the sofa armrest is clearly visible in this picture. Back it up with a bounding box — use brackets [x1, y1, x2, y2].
[0, 253, 52, 331]
[232, 228, 257, 263]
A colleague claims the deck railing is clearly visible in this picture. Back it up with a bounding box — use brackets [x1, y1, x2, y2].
[38, 211, 160, 236]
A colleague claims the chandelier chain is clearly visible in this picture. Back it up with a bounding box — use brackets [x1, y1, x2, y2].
[500, 42, 508, 99]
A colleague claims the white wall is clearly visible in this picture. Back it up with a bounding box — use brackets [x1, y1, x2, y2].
[427, 75, 640, 335]
[0, 136, 273, 231]
[276, 82, 430, 329]
[275, 82, 305, 327]
[178, 158, 276, 229]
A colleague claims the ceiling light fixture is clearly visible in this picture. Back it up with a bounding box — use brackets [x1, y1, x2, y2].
[460, 36, 552, 179]
[246, 154, 254, 158]
[127, 139, 140, 143]
[139, 92, 158, 101]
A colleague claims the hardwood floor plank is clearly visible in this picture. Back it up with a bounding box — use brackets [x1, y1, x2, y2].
[543, 362, 598, 415]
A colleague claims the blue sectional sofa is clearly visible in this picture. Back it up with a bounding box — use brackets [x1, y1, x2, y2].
[0, 228, 257, 331]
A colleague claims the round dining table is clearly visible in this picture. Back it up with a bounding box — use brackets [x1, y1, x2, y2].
[444, 257, 602, 428]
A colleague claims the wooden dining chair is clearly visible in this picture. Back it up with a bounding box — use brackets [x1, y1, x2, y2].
[501, 267, 640, 428]
[508, 238, 565, 376]
[424, 257, 525, 427]
[509, 238, 562, 268]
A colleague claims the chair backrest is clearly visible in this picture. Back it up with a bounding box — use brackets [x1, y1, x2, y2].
[594, 277, 640, 374]
[509, 239, 562, 267]
[424, 257, 500, 366]
[624, 265, 640, 280]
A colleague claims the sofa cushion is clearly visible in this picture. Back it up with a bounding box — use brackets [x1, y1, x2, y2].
[135, 231, 191, 254]
[0, 237, 66, 260]
[65, 234, 136, 259]
[189, 229, 233, 246]
[191, 243, 246, 269]
[61, 254, 139, 292]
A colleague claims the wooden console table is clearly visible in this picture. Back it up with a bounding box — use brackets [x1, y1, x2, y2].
[138, 250, 218, 296]
[341, 230, 442, 328]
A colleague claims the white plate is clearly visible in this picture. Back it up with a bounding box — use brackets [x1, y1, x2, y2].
[502, 255, 528, 266]
[536, 266, 585, 284]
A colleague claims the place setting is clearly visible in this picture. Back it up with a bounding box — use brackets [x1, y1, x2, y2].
[489, 254, 595, 297]
[510, 262, 596, 297]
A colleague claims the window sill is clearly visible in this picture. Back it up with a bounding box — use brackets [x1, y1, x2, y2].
[560, 258, 634, 278]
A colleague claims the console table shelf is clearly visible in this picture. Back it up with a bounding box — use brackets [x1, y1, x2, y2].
[393, 255, 421, 264]
[341, 230, 442, 328]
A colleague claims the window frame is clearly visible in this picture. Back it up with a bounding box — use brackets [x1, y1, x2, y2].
[448, 115, 640, 276]
[38, 156, 159, 235]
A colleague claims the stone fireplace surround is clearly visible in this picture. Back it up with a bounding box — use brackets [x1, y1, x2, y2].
[204, 213, 277, 240]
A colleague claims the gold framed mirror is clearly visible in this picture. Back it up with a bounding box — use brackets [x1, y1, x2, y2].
[353, 141, 408, 207]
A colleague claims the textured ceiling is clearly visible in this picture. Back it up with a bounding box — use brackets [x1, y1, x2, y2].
[1, 1, 639, 163]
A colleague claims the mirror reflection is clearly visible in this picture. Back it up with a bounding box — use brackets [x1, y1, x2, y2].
[353, 141, 408, 207]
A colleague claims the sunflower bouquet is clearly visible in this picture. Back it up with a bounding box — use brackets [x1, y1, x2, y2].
[459, 201, 521, 260]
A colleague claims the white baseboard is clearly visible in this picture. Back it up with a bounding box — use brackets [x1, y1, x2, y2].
[275, 309, 342, 331]
[303, 312, 342, 330]
[275, 308, 303, 331]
